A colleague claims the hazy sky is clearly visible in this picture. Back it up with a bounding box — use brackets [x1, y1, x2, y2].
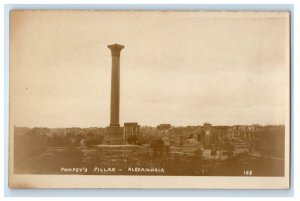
[10, 11, 290, 128]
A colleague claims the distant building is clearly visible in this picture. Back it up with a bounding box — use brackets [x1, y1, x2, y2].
[124, 122, 140, 144]
[203, 122, 212, 128]
[232, 125, 260, 140]
[203, 123, 212, 148]
[183, 134, 202, 154]
[157, 124, 171, 130]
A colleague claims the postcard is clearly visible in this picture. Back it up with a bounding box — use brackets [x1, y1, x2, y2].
[9, 10, 290, 189]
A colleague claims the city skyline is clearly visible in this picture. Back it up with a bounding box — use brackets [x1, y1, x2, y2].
[13, 122, 284, 129]
[10, 11, 289, 128]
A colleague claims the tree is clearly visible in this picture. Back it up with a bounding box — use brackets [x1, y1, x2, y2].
[127, 135, 137, 144]
[14, 129, 48, 172]
[150, 138, 164, 157]
[223, 142, 235, 159]
[84, 134, 103, 147]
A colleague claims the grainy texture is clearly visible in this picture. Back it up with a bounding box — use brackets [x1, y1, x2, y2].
[9, 10, 290, 189]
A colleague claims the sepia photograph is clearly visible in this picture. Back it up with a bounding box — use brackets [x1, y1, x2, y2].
[8, 10, 290, 189]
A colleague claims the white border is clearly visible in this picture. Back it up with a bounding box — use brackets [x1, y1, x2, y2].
[1, 0, 298, 199]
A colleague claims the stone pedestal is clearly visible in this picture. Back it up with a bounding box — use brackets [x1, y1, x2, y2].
[104, 126, 125, 145]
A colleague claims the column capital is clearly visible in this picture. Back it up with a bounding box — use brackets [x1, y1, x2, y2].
[108, 44, 124, 57]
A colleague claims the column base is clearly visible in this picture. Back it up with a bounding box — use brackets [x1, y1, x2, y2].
[103, 126, 125, 145]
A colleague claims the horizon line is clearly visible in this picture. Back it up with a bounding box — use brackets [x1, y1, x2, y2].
[13, 123, 286, 129]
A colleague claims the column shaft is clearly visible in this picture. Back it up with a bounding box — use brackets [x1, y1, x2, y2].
[110, 55, 120, 126]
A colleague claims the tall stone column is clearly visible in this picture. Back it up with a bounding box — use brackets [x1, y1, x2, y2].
[104, 44, 125, 145]
[108, 44, 124, 127]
